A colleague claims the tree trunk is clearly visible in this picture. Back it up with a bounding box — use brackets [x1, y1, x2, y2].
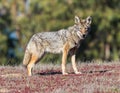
[11, 0, 17, 23]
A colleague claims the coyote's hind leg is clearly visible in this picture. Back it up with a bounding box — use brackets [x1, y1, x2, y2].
[27, 55, 38, 76]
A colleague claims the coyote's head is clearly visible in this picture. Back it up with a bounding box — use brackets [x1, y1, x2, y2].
[74, 16, 92, 39]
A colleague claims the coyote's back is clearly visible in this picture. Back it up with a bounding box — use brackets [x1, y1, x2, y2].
[23, 16, 92, 76]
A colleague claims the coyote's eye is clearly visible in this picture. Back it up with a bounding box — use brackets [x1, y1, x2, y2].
[84, 23, 90, 31]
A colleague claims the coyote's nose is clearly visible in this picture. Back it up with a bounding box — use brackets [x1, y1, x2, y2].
[83, 34, 86, 38]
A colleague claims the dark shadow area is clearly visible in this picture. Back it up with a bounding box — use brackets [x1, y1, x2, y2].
[83, 70, 110, 74]
[36, 71, 62, 76]
[35, 70, 110, 76]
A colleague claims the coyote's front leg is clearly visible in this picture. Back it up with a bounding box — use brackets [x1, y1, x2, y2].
[62, 43, 69, 75]
[70, 47, 81, 74]
[71, 54, 81, 74]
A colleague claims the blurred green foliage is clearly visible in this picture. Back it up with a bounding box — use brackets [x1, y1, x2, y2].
[0, 0, 120, 65]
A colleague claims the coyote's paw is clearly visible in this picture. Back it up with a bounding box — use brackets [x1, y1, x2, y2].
[28, 73, 32, 76]
[62, 72, 68, 75]
[75, 71, 82, 74]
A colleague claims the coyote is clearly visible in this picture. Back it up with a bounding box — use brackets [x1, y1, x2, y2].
[23, 16, 92, 76]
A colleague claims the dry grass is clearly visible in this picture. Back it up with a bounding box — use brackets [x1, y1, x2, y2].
[0, 62, 120, 93]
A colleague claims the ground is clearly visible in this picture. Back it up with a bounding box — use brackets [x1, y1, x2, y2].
[0, 62, 120, 93]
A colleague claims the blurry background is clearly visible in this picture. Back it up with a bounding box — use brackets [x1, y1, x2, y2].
[0, 0, 120, 65]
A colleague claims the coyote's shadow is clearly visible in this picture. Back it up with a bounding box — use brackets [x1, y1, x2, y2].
[36, 71, 62, 76]
[84, 70, 110, 73]
[35, 69, 110, 76]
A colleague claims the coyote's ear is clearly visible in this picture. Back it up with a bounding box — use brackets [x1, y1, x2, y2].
[86, 16, 92, 24]
[75, 16, 80, 24]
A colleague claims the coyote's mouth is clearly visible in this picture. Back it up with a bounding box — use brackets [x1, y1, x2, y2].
[77, 31, 85, 39]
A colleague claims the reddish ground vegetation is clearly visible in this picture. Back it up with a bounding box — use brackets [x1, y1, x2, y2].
[0, 62, 120, 93]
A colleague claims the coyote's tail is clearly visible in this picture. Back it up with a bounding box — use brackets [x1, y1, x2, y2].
[23, 50, 31, 67]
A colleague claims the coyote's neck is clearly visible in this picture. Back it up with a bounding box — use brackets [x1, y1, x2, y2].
[67, 25, 82, 46]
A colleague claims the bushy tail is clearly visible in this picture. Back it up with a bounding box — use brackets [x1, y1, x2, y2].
[23, 50, 31, 67]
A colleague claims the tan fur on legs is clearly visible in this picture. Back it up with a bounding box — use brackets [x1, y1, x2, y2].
[71, 54, 81, 74]
[27, 55, 38, 76]
[62, 43, 70, 75]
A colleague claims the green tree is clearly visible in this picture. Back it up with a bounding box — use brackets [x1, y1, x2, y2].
[0, 0, 120, 65]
